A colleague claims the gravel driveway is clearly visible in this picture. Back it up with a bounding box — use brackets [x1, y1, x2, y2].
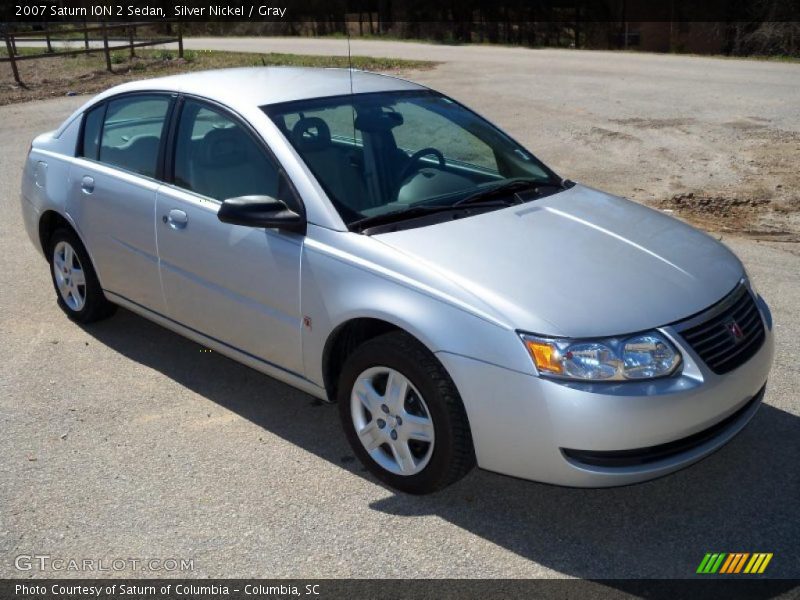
[1, 41, 798, 580]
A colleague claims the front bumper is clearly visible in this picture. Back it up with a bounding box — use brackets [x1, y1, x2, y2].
[436, 295, 774, 487]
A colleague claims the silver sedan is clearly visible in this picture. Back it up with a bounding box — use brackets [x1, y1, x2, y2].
[20, 68, 774, 493]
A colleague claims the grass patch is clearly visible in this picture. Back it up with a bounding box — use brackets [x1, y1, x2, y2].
[0, 47, 437, 106]
[189, 49, 434, 70]
[701, 53, 800, 63]
[319, 34, 800, 60]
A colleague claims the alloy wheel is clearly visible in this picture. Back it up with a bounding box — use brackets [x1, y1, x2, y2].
[350, 366, 436, 476]
[52, 241, 87, 311]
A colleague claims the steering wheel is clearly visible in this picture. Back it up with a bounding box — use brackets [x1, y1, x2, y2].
[396, 148, 446, 186]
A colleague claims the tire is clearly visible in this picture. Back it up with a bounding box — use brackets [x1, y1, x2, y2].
[48, 227, 116, 324]
[337, 331, 475, 494]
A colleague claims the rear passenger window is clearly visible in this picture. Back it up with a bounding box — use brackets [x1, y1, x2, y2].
[99, 95, 170, 178]
[81, 105, 105, 160]
[174, 100, 288, 204]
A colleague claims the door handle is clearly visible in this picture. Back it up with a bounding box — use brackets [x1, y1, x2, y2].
[80, 176, 95, 194]
[163, 209, 188, 230]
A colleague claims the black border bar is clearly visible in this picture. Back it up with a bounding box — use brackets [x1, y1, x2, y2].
[2, 0, 800, 24]
[2, 579, 800, 600]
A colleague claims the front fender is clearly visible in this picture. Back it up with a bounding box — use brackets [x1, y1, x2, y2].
[300, 226, 534, 388]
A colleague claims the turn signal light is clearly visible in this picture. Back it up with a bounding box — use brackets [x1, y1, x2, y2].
[524, 339, 563, 374]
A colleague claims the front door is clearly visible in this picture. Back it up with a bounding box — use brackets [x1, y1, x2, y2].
[155, 98, 304, 375]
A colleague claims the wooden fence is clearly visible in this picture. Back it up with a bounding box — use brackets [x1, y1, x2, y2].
[1, 21, 183, 86]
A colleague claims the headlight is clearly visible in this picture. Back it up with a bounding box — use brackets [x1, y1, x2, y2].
[520, 331, 681, 381]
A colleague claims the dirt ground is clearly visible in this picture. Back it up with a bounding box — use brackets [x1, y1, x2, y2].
[647, 121, 800, 241]
[562, 108, 800, 241]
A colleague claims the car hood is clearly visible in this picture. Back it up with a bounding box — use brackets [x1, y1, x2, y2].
[373, 184, 744, 337]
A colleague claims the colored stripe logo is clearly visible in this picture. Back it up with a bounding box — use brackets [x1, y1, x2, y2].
[697, 553, 773, 574]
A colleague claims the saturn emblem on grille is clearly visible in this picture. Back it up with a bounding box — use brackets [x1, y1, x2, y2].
[726, 319, 745, 341]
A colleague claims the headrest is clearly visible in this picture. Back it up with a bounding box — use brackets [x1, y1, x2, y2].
[199, 127, 248, 167]
[292, 117, 332, 151]
[354, 109, 403, 132]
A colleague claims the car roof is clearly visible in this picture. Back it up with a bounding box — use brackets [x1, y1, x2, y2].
[95, 67, 428, 109]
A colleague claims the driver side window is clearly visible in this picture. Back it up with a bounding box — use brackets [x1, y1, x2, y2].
[173, 100, 294, 207]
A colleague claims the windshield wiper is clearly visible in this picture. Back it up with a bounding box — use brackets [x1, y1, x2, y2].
[350, 201, 509, 234]
[349, 178, 569, 234]
[350, 205, 463, 233]
[454, 178, 561, 207]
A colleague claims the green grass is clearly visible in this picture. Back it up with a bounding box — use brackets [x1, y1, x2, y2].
[321, 32, 469, 46]
[1, 45, 435, 70]
[194, 49, 434, 71]
[1, 47, 437, 105]
[701, 53, 800, 63]
[320, 34, 800, 61]
[2, 45, 437, 70]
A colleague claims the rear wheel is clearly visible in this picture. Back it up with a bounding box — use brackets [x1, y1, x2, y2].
[48, 228, 116, 323]
[338, 331, 475, 494]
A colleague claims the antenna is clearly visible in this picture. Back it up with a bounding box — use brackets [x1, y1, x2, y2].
[347, 27, 354, 96]
[347, 27, 357, 144]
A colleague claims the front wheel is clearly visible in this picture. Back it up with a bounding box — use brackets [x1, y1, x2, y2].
[337, 331, 475, 494]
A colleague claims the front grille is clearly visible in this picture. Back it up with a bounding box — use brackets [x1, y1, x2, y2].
[677, 284, 765, 375]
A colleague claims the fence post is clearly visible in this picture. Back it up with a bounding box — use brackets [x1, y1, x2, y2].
[4, 34, 22, 85]
[129, 26, 135, 58]
[101, 21, 112, 72]
[45, 23, 53, 53]
[83, 16, 89, 49]
[177, 21, 184, 58]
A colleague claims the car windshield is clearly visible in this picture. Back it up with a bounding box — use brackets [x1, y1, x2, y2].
[263, 90, 560, 227]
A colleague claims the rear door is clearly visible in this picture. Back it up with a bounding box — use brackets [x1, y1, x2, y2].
[67, 93, 173, 312]
[155, 97, 305, 375]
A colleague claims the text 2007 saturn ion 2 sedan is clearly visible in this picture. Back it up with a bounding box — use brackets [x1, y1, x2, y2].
[21, 68, 774, 494]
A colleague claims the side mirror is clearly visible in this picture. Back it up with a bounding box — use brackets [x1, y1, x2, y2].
[217, 195, 305, 234]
